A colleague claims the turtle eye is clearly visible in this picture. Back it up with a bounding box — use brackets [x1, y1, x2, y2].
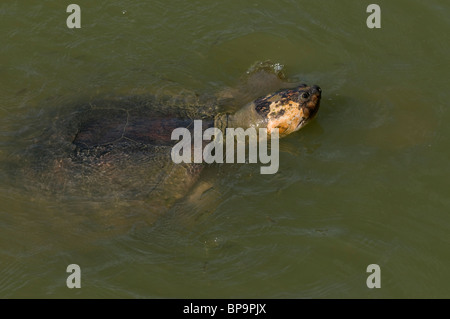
[301, 92, 310, 99]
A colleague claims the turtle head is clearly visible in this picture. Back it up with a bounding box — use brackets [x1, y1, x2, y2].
[254, 84, 321, 137]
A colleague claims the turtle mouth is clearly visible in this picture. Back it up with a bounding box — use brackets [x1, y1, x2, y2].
[295, 117, 307, 130]
[296, 103, 320, 131]
[309, 101, 320, 119]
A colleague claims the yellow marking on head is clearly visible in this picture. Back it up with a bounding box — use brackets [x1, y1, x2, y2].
[266, 101, 305, 137]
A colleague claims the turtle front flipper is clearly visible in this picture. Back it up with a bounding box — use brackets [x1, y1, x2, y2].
[166, 170, 227, 230]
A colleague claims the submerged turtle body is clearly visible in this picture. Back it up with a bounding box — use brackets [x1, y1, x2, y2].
[45, 95, 217, 217]
[25, 67, 321, 226]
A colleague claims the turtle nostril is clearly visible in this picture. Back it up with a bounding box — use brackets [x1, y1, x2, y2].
[311, 85, 321, 94]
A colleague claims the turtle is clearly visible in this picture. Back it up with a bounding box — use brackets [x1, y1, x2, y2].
[20, 63, 321, 229]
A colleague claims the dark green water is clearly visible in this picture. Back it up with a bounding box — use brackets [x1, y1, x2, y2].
[0, 0, 449, 298]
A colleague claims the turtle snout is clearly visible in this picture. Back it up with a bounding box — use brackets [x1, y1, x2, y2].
[311, 85, 321, 95]
[306, 85, 321, 119]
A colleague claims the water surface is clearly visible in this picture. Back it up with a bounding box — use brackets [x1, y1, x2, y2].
[0, 0, 449, 298]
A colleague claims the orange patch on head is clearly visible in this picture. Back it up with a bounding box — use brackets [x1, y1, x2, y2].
[254, 84, 321, 138]
[266, 101, 305, 137]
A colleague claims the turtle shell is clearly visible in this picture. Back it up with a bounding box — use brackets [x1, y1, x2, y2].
[22, 94, 219, 223]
